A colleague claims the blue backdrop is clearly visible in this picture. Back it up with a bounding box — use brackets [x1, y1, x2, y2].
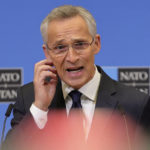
[0, 0, 150, 142]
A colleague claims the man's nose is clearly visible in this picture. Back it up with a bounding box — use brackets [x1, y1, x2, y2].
[66, 46, 79, 63]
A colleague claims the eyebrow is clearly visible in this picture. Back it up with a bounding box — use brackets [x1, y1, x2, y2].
[51, 37, 89, 47]
[72, 39, 87, 42]
[56, 38, 87, 43]
[53, 39, 66, 45]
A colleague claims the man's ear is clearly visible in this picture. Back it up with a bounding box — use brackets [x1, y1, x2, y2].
[42, 44, 52, 61]
[93, 34, 101, 54]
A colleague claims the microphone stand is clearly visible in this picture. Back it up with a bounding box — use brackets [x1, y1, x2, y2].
[0, 103, 14, 147]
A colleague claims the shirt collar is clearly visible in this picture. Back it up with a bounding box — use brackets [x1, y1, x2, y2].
[62, 66, 101, 102]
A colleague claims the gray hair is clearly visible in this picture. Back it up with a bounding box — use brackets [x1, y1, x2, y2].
[40, 5, 97, 43]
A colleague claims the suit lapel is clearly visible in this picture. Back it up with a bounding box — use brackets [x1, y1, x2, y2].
[88, 67, 120, 140]
[49, 79, 66, 109]
[95, 66, 118, 110]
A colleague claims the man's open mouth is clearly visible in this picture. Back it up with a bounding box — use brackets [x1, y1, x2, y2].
[66, 66, 84, 72]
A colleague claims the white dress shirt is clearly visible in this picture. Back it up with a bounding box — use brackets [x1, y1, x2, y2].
[30, 66, 101, 138]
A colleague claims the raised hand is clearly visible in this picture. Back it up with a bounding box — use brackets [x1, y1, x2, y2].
[33, 59, 58, 111]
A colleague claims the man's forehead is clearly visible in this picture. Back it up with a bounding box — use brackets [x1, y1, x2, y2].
[47, 15, 88, 32]
[47, 16, 91, 43]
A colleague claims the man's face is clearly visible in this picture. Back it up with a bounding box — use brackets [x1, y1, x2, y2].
[43, 15, 101, 89]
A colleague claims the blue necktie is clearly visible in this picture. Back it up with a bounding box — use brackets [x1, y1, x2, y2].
[68, 90, 84, 136]
[69, 90, 82, 109]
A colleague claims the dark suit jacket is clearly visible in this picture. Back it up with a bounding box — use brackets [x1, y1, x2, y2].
[10, 66, 150, 128]
[2, 66, 150, 150]
[10, 66, 150, 129]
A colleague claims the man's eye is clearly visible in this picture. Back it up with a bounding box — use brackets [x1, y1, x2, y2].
[74, 42, 89, 49]
[55, 45, 66, 50]
[74, 42, 85, 46]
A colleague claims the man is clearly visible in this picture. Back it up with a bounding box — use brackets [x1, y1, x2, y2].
[2, 4, 150, 150]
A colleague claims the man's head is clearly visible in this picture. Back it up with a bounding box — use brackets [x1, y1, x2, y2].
[40, 5, 97, 43]
[41, 5, 101, 89]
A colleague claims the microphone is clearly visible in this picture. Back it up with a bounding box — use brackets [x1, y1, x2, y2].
[1, 103, 14, 145]
[5, 104, 14, 117]
[44, 76, 51, 83]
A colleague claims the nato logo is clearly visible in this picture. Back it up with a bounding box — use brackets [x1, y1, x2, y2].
[0, 69, 22, 102]
[118, 68, 149, 95]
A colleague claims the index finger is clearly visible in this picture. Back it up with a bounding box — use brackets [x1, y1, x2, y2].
[36, 59, 54, 67]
